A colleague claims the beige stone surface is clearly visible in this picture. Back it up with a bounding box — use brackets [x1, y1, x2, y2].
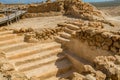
[5, 16, 79, 30]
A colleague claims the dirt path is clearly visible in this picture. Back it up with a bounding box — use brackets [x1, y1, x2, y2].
[5, 16, 79, 29]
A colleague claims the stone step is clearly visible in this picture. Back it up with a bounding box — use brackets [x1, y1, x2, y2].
[66, 21, 84, 27]
[39, 65, 72, 80]
[64, 23, 79, 30]
[0, 42, 25, 50]
[60, 32, 71, 39]
[64, 27, 76, 35]
[6, 42, 61, 59]
[0, 34, 16, 41]
[17, 53, 65, 72]
[55, 36, 70, 44]
[64, 51, 90, 73]
[24, 58, 72, 78]
[2, 42, 35, 53]
[45, 69, 74, 80]
[0, 30, 13, 35]
[13, 48, 62, 66]
[0, 36, 24, 47]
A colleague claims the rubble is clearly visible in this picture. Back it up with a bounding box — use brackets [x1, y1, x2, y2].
[0, 0, 120, 80]
[72, 65, 106, 80]
[94, 55, 120, 80]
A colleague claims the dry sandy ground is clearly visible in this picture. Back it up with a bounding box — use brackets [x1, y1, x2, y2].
[100, 16, 120, 32]
[3, 14, 120, 33]
[5, 15, 79, 29]
[99, 5, 120, 32]
[98, 6, 120, 17]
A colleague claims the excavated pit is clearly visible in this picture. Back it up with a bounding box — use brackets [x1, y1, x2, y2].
[0, 0, 120, 80]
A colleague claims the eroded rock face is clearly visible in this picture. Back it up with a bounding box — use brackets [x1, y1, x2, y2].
[26, 0, 105, 19]
[24, 27, 63, 42]
[74, 23, 120, 54]
[64, 0, 104, 21]
[72, 72, 85, 80]
[1, 63, 14, 72]
[72, 65, 106, 80]
[0, 0, 120, 80]
[94, 55, 120, 80]
[13, 28, 34, 33]
[10, 72, 28, 80]
[0, 72, 8, 80]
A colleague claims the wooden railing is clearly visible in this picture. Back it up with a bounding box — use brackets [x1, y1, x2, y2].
[0, 10, 26, 25]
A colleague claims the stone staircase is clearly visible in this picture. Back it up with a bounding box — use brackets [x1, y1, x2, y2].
[0, 30, 74, 80]
[55, 22, 88, 74]
[55, 22, 80, 45]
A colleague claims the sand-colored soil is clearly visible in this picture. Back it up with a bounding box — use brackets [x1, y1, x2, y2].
[0, 0, 120, 80]
[99, 6, 120, 16]
[5, 16, 79, 30]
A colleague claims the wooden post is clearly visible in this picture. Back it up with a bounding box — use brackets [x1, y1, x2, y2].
[15, 10, 18, 22]
[10, 20, 12, 25]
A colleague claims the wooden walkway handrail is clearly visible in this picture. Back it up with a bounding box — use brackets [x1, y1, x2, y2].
[0, 10, 26, 25]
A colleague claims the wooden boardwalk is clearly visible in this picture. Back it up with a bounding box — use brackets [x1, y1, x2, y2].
[0, 10, 26, 25]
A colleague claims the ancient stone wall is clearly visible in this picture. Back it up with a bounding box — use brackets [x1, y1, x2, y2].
[63, 0, 105, 20]
[22, 12, 62, 18]
[27, 2, 63, 13]
[55, 14, 120, 79]
[71, 55, 120, 80]
[75, 26, 120, 55]
[26, 0, 104, 19]
[13, 27, 64, 43]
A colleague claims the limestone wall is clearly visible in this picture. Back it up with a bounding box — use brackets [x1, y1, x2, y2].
[22, 12, 62, 18]
[65, 24, 120, 62]
[64, 0, 104, 20]
[75, 27, 120, 55]
[61, 21, 120, 80]
[26, 0, 105, 19]
[66, 38, 112, 63]
[27, 2, 63, 13]
[13, 27, 64, 43]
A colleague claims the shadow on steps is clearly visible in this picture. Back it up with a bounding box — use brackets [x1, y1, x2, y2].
[55, 51, 75, 80]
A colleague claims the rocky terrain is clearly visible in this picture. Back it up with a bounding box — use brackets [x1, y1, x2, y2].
[0, 0, 120, 80]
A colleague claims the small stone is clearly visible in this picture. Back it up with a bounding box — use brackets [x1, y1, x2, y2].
[113, 42, 120, 48]
[27, 28, 34, 32]
[101, 32, 112, 38]
[104, 38, 113, 46]
[115, 55, 120, 64]
[85, 74, 96, 80]
[28, 38, 39, 43]
[110, 47, 118, 53]
[0, 58, 7, 66]
[95, 35, 104, 43]
[1, 63, 14, 71]
[0, 51, 6, 58]
[72, 72, 85, 80]
[84, 65, 96, 73]
[95, 71, 106, 80]
[109, 67, 116, 75]
[20, 28, 27, 33]
[0, 72, 8, 80]
[116, 68, 120, 80]
[13, 29, 19, 33]
[11, 72, 28, 80]
[102, 45, 109, 50]
[95, 42, 101, 47]
[112, 35, 120, 41]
